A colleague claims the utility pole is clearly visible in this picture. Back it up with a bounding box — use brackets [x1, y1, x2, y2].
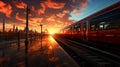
[40, 24, 43, 36]
[25, 6, 29, 54]
[40, 23, 43, 49]
[3, 19, 5, 32]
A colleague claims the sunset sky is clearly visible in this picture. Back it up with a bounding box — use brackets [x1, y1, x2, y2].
[0, 0, 119, 33]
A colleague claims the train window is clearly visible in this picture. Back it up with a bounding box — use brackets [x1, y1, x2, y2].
[106, 21, 120, 29]
[66, 28, 70, 31]
[75, 25, 77, 32]
[104, 24, 109, 29]
[91, 25, 95, 31]
[102, 13, 120, 30]
[99, 24, 104, 30]
[75, 25, 77, 28]
[76, 23, 81, 32]
[73, 25, 80, 32]
[90, 7, 120, 31]
[73, 27, 76, 32]
[73, 28, 76, 32]
[78, 27, 80, 31]
[99, 22, 105, 30]
[82, 22, 87, 31]
[75, 27, 80, 32]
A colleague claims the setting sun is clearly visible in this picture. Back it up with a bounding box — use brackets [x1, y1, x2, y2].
[49, 30, 56, 35]
[48, 29, 58, 35]
[49, 31, 55, 34]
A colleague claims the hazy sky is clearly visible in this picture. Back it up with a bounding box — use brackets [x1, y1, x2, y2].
[0, 0, 119, 33]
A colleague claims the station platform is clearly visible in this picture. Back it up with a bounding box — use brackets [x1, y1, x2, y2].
[0, 36, 79, 67]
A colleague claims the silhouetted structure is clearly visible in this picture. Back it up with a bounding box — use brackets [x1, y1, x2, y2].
[2, 19, 5, 32]
[17, 31, 20, 50]
[40, 23, 43, 49]
[25, 6, 30, 54]
[13, 25, 15, 32]
[15, 27, 18, 32]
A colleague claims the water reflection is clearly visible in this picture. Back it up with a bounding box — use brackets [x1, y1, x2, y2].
[0, 35, 79, 67]
[47, 36, 60, 63]
[0, 50, 5, 57]
[25, 54, 28, 67]
[0, 49, 5, 66]
[49, 36, 56, 43]
[40, 35, 42, 50]
[49, 46, 52, 50]
[17, 32, 20, 51]
[49, 57, 59, 62]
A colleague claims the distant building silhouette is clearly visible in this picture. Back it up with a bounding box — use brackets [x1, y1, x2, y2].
[13, 25, 15, 32]
[3, 19, 5, 32]
[15, 27, 18, 32]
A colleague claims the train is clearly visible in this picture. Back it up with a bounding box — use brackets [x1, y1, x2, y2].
[60, 2, 120, 45]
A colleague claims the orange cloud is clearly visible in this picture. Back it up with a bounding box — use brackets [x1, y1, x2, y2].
[47, 15, 56, 21]
[0, 1, 12, 17]
[29, 18, 44, 31]
[56, 13, 65, 18]
[80, 1, 87, 10]
[63, 10, 70, 13]
[31, 6, 35, 11]
[45, 0, 65, 9]
[37, 3, 46, 15]
[14, 2, 27, 9]
[29, 18, 43, 24]
[0, 0, 90, 33]
[15, 12, 25, 22]
[0, 1, 6, 7]
[72, 8, 82, 16]
[53, 21, 64, 28]
[70, 0, 89, 16]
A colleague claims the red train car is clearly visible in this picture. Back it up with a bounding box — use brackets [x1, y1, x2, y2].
[62, 2, 120, 45]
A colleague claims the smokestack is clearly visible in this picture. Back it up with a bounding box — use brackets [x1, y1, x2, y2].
[3, 19, 5, 32]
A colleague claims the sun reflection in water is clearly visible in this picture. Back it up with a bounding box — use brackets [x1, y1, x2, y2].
[49, 45, 53, 50]
[49, 36, 56, 50]
[49, 36, 55, 42]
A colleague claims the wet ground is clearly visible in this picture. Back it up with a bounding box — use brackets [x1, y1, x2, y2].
[0, 36, 79, 67]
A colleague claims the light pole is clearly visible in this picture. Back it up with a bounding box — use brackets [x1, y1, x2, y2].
[40, 23, 43, 49]
[25, 6, 30, 54]
[40, 23, 43, 36]
[3, 19, 5, 32]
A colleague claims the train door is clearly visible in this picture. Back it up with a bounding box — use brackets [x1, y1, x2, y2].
[82, 22, 87, 40]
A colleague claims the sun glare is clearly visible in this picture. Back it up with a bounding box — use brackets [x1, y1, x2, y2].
[49, 31, 55, 35]
[49, 29, 57, 35]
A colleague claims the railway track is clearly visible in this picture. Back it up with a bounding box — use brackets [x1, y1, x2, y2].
[54, 37, 120, 67]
